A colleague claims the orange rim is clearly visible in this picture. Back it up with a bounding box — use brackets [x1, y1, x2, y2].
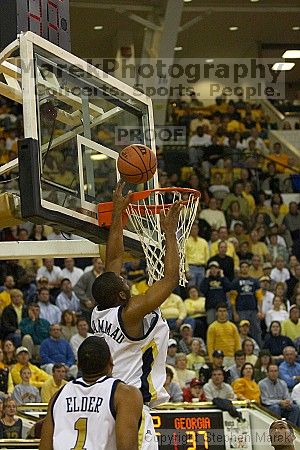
[127, 187, 200, 214]
[98, 187, 200, 226]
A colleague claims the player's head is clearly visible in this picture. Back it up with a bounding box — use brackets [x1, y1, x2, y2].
[92, 272, 131, 310]
[269, 420, 295, 449]
[77, 336, 112, 378]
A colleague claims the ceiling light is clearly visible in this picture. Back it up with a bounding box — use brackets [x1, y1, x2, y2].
[174, 46, 183, 51]
[94, 26, 103, 30]
[272, 62, 295, 71]
[250, 0, 259, 2]
[184, 0, 192, 2]
[229, 26, 239, 31]
[90, 154, 109, 161]
[282, 50, 300, 58]
[205, 59, 214, 63]
[292, 26, 300, 31]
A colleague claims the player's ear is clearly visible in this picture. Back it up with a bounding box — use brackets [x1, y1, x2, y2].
[119, 290, 127, 301]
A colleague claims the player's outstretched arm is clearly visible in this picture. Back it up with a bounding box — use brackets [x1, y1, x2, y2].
[124, 201, 181, 322]
[115, 383, 143, 450]
[39, 396, 55, 450]
[105, 181, 132, 274]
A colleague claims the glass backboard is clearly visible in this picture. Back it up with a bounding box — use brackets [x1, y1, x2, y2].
[0, 32, 158, 250]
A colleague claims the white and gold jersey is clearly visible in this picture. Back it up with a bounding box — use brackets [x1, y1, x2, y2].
[91, 306, 169, 407]
[52, 376, 119, 450]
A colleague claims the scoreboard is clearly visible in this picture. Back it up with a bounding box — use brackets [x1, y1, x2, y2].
[150, 409, 252, 450]
[0, 0, 70, 51]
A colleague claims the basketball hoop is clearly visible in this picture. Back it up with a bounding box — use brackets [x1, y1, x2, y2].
[98, 187, 200, 286]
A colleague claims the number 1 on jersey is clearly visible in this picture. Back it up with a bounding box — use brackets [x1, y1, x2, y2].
[71, 418, 88, 450]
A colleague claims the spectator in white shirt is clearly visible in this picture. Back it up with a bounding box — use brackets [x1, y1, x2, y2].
[189, 126, 211, 148]
[166, 339, 178, 367]
[56, 279, 81, 313]
[36, 259, 62, 297]
[242, 128, 266, 153]
[38, 287, 61, 325]
[199, 197, 227, 230]
[69, 318, 92, 361]
[265, 296, 289, 330]
[203, 368, 236, 401]
[188, 126, 211, 167]
[260, 276, 275, 316]
[271, 257, 290, 283]
[174, 353, 196, 389]
[61, 258, 83, 287]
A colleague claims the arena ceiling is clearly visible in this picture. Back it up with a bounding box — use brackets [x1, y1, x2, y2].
[69, 1, 300, 83]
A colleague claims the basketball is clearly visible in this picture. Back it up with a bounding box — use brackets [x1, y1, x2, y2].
[117, 144, 157, 184]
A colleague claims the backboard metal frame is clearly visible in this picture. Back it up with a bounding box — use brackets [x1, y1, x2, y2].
[0, 31, 158, 251]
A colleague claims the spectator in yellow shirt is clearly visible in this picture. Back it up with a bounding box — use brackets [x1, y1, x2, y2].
[268, 142, 290, 173]
[190, 113, 211, 135]
[249, 229, 269, 261]
[232, 362, 260, 403]
[0, 276, 15, 315]
[10, 347, 50, 389]
[185, 222, 209, 290]
[184, 286, 207, 340]
[41, 363, 68, 403]
[210, 226, 240, 271]
[242, 181, 256, 216]
[281, 305, 300, 341]
[227, 119, 245, 134]
[207, 303, 241, 367]
[186, 338, 206, 376]
[249, 255, 264, 279]
[161, 292, 194, 332]
[222, 181, 250, 217]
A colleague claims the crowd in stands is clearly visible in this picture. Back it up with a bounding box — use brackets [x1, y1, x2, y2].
[1, 95, 300, 437]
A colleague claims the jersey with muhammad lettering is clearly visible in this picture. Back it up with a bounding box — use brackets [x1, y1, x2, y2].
[91, 305, 169, 407]
[52, 376, 120, 450]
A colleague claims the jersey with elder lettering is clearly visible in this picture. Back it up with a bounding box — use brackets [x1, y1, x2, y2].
[52, 376, 120, 450]
[91, 305, 169, 407]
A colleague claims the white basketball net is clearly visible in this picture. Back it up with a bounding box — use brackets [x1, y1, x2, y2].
[126, 189, 200, 286]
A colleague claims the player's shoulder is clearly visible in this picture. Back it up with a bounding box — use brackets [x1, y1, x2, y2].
[115, 381, 142, 400]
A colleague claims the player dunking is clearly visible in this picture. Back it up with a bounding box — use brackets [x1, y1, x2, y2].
[40, 336, 143, 450]
[91, 181, 181, 449]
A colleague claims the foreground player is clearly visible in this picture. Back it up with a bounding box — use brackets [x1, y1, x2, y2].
[91, 181, 181, 448]
[39, 336, 143, 450]
[269, 420, 296, 450]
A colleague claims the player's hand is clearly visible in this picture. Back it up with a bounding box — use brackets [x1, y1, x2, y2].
[112, 180, 132, 214]
[233, 312, 240, 323]
[280, 399, 291, 408]
[160, 201, 183, 235]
